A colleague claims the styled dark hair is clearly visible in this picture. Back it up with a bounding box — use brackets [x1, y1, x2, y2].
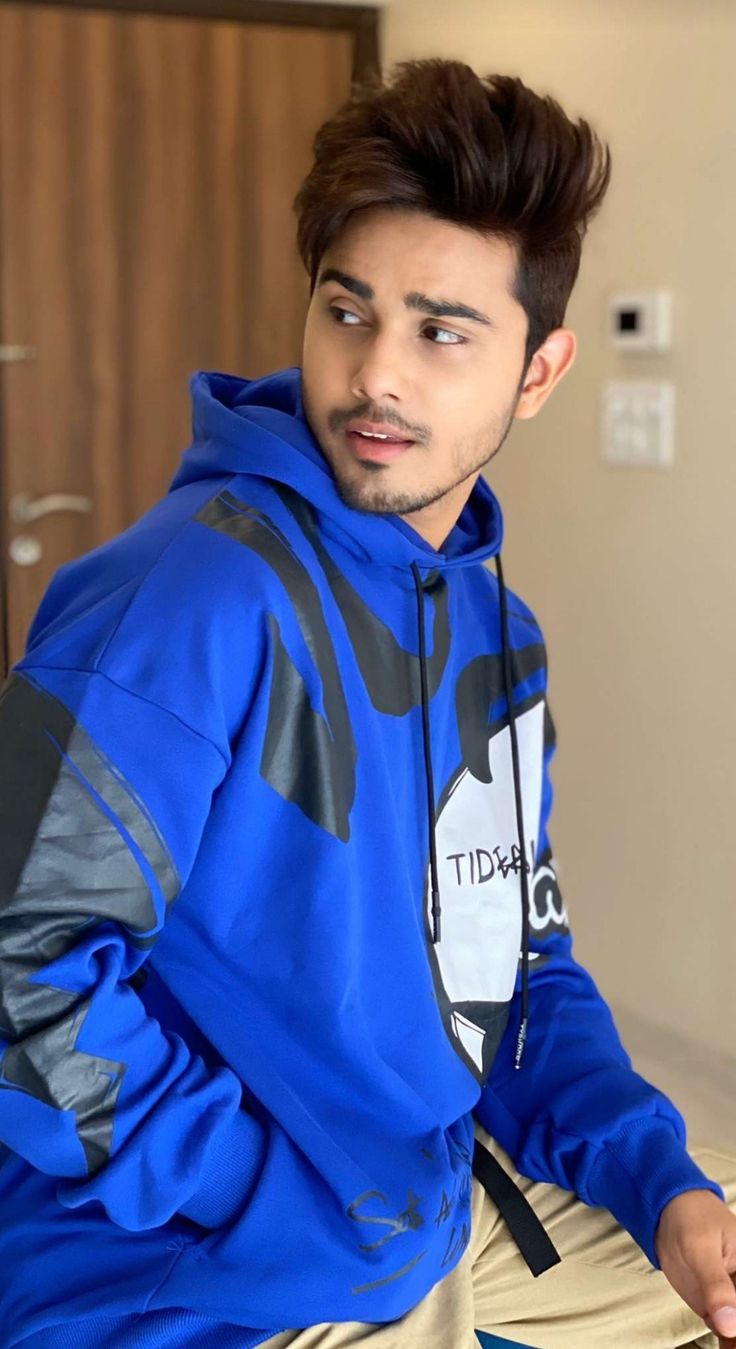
[293, 59, 612, 373]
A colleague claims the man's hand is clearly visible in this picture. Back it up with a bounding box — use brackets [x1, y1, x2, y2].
[655, 1189, 736, 1348]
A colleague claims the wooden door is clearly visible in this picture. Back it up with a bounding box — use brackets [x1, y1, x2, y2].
[0, 1, 371, 670]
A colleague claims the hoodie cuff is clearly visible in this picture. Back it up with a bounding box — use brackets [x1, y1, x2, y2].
[179, 1108, 267, 1228]
[587, 1120, 726, 1269]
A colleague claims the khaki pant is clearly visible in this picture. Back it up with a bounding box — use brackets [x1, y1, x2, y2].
[264, 1119, 736, 1349]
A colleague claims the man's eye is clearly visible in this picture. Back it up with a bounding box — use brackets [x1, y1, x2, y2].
[328, 307, 465, 346]
[423, 325, 465, 346]
[330, 306, 362, 326]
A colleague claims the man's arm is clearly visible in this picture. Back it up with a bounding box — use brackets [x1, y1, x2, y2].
[0, 663, 266, 1231]
[474, 699, 725, 1270]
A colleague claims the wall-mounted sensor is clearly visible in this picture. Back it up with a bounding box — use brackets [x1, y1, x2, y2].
[608, 291, 672, 353]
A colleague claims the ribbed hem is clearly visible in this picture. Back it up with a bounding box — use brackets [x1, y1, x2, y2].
[587, 1120, 726, 1269]
[15, 1311, 279, 1348]
[178, 1108, 267, 1228]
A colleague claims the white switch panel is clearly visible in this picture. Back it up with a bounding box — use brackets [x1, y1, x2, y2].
[602, 380, 675, 467]
[608, 291, 673, 352]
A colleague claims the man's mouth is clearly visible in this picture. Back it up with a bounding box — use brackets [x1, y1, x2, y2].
[345, 429, 415, 461]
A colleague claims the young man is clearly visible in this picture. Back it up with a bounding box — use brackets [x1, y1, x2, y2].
[0, 58, 734, 1349]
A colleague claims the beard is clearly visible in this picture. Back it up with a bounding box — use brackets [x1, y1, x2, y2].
[327, 392, 520, 517]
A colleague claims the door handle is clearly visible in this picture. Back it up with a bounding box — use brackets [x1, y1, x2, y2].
[0, 345, 37, 364]
[9, 491, 93, 524]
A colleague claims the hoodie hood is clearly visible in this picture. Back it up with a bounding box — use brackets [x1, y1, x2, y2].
[169, 367, 504, 569]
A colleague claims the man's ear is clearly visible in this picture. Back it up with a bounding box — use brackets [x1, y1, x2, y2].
[514, 328, 577, 420]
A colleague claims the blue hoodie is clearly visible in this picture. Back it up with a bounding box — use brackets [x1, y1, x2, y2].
[0, 366, 723, 1347]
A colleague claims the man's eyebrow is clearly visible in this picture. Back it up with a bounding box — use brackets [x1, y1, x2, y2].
[317, 267, 497, 330]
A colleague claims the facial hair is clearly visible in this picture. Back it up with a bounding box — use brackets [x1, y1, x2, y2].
[327, 388, 521, 518]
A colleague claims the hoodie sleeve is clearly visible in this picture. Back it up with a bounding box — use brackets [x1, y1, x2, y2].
[0, 662, 267, 1233]
[473, 696, 725, 1271]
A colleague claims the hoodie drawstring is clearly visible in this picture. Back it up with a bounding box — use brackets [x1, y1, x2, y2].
[496, 551, 530, 1072]
[411, 562, 442, 945]
[411, 555, 560, 1278]
[411, 554, 530, 1068]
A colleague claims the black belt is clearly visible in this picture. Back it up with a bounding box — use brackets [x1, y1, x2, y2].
[472, 1139, 562, 1277]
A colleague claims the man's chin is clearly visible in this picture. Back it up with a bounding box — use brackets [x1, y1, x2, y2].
[328, 459, 442, 518]
[332, 478, 397, 516]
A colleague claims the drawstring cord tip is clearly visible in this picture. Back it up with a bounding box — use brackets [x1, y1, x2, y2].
[514, 1015, 528, 1069]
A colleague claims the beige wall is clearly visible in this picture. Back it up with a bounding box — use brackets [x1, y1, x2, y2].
[382, 0, 736, 1059]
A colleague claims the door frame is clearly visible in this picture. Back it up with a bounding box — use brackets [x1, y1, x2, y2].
[0, 0, 381, 81]
[0, 0, 381, 676]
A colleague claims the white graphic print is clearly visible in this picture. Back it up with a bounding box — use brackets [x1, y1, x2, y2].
[530, 861, 568, 937]
[429, 700, 544, 1073]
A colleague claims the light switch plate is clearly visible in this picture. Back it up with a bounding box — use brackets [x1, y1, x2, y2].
[608, 291, 673, 353]
[602, 380, 675, 467]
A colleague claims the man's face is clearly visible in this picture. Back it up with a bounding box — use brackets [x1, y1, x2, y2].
[300, 206, 534, 545]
